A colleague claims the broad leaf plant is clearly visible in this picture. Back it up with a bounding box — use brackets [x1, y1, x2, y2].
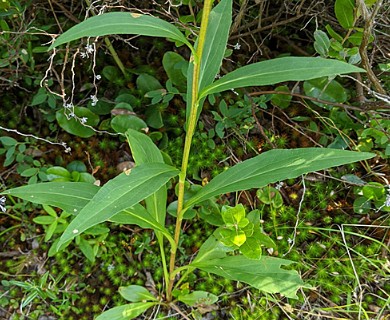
[2, 0, 374, 318]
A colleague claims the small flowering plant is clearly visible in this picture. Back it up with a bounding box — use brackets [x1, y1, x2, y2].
[2, 0, 374, 318]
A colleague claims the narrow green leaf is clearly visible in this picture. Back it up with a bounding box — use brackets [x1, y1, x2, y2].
[1, 182, 99, 213]
[22, 292, 39, 309]
[57, 163, 178, 248]
[43, 205, 58, 217]
[33, 216, 55, 225]
[125, 129, 167, 226]
[185, 148, 374, 207]
[119, 285, 157, 302]
[49, 12, 192, 51]
[45, 220, 58, 242]
[2, 180, 172, 241]
[191, 254, 305, 299]
[79, 237, 95, 263]
[198, 0, 232, 92]
[95, 302, 156, 320]
[199, 57, 364, 98]
[125, 129, 163, 164]
[325, 24, 344, 42]
[186, 0, 232, 128]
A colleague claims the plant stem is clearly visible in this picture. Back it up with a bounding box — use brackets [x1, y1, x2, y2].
[158, 237, 170, 298]
[103, 38, 128, 79]
[167, 0, 214, 301]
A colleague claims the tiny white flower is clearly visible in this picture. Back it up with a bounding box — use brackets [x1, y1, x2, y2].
[95, 74, 101, 80]
[68, 112, 75, 118]
[85, 44, 94, 54]
[0, 196, 6, 213]
[275, 182, 284, 190]
[233, 42, 241, 50]
[90, 95, 98, 106]
[80, 51, 87, 59]
[80, 117, 88, 124]
[64, 103, 73, 109]
[287, 238, 293, 244]
[61, 142, 71, 153]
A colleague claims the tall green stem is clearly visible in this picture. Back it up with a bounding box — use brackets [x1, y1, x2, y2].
[167, 0, 214, 301]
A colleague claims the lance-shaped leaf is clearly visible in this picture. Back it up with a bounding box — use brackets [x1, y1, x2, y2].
[191, 254, 305, 299]
[49, 12, 193, 51]
[126, 129, 164, 164]
[125, 129, 167, 226]
[96, 302, 156, 320]
[186, 0, 232, 128]
[198, 0, 232, 92]
[199, 57, 365, 98]
[1, 182, 99, 213]
[191, 236, 304, 298]
[57, 163, 179, 248]
[1, 180, 172, 242]
[185, 148, 374, 208]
